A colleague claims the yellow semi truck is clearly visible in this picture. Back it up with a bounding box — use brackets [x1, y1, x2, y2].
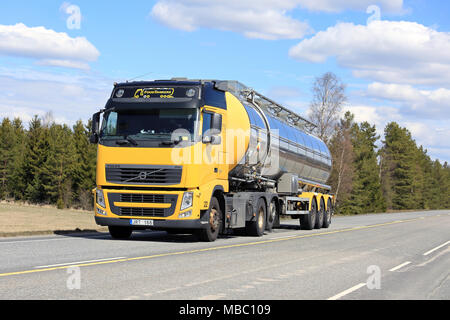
[90, 79, 334, 241]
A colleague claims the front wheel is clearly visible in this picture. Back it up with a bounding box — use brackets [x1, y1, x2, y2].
[197, 197, 222, 242]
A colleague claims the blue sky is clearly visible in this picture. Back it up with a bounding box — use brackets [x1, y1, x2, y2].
[0, 0, 449, 162]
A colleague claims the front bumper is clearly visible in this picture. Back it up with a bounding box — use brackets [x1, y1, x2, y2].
[95, 215, 210, 230]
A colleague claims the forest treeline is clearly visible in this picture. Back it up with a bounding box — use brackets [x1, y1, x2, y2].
[309, 72, 449, 214]
[0, 115, 96, 210]
[326, 112, 450, 214]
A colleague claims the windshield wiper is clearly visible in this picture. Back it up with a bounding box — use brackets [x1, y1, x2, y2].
[116, 136, 138, 146]
[160, 137, 184, 146]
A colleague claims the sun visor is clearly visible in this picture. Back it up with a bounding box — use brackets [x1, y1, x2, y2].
[105, 85, 202, 110]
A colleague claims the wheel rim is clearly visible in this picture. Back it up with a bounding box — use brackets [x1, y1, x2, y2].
[269, 203, 276, 223]
[319, 204, 324, 224]
[209, 208, 220, 232]
[311, 203, 316, 225]
[258, 208, 264, 230]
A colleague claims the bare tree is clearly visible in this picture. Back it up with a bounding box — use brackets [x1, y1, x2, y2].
[308, 72, 347, 143]
[327, 111, 355, 206]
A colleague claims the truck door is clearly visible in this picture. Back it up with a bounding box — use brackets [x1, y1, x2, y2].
[200, 110, 227, 182]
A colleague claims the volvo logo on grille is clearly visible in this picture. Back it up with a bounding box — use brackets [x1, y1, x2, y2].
[123, 168, 165, 183]
[138, 172, 148, 180]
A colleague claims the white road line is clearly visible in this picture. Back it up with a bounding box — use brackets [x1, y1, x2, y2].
[327, 283, 366, 300]
[389, 261, 411, 272]
[423, 240, 450, 256]
[0, 234, 108, 245]
[34, 257, 126, 269]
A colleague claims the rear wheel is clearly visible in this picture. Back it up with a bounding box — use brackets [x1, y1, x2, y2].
[315, 198, 325, 229]
[300, 199, 317, 230]
[322, 199, 332, 228]
[108, 226, 132, 240]
[197, 197, 222, 242]
[246, 198, 266, 237]
[266, 199, 277, 232]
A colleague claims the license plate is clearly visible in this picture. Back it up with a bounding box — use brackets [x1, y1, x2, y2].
[130, 219, 154, 226]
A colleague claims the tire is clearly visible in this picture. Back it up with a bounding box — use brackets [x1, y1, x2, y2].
[300, 198, 317, 230]
[108, 226, 132, 240]
[246, 197, 266, 237]
[197, 197, 222, 242]
[266, 199, 277, 232]
[315, 198, 325, 229]
[322, 199, 332, 228]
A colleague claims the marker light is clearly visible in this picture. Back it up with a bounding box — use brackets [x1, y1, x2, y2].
[186, 89, 196, 98]
[116, 89, 125, 98]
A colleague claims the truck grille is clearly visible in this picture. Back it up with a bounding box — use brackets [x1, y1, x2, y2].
[119, 207, 165, 217]
[105, 165, 182, 185]
[120, 193, 165, 203]
[107, 193, 178, 218]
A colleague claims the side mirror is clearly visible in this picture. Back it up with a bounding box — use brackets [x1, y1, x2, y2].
[90, 112, 101, 144]
[211, 113, 222, 132]
[89, 133, 99, 144]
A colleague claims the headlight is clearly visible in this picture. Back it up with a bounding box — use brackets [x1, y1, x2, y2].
[96, 189, 106, 208]
[180, 192, 193, 211]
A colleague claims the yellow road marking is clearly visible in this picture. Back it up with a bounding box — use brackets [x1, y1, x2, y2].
[0, 216, 432, 278]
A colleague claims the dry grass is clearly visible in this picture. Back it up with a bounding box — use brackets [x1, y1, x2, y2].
[0, 201, 107, 237]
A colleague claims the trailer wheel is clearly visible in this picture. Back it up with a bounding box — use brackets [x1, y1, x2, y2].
[246, 197, 266, 237]
[266, 199, 277, 232]
[322, 198, 332, 228]
[300, 198, 316, 230]
[315, 198, 325, 229]
[197, 197, 222, 242]
[108, 226, 132, 240]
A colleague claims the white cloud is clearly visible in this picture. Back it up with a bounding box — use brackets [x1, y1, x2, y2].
[367, 82, 450, 119]
[296, 0, 404, 13]
[289, 20, 450, 86]
[150, 1, 406, 40]
[344, 104, 401, 134]
[0, 23, 99, 69]
[343, 104, 450, 162]
[0, 67, 112, 125]
[151, 0, 312, 40]
[36, 59, 90, 70]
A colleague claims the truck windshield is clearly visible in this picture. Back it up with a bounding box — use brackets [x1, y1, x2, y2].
[100, 108, 198, 142]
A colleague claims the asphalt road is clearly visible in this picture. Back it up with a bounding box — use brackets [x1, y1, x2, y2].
[0, 210, 448, 300]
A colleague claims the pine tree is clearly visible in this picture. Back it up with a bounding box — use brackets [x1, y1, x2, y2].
[343, 122, 385, 214]
[380, 122, 417, 210]
[22, 116, 49, 203]
[40, 123, 75, 207]
[72, 120, 96, 209]
[0, 118, 15, 199]
[8, 118, 26, 200]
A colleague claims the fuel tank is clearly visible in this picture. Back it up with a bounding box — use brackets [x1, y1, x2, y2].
[230, 101, 332, 186]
